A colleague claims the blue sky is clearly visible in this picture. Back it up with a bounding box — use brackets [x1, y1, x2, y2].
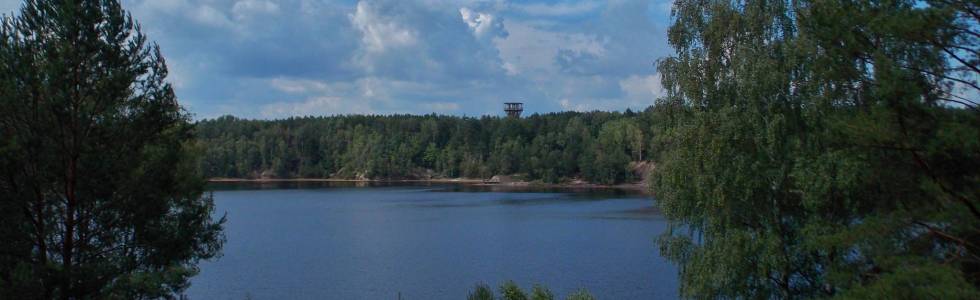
[0, 0, 674, 119]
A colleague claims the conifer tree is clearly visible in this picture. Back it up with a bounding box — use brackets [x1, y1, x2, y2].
[0, 1, 224, 298]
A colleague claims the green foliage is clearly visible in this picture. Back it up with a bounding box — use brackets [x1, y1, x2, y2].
[583, 119, 639, 184]
[468, 282, 589, 300]
[834, 260, 980, 300]
[530, 285, 555, 300]
[653, 0, 979, 298]
[500, 281, 528, 300]
[0, 0, 224, 298]
[564, 289, 595, 300]
[468, 283, 495, 300]
[196, 111, 657, 184]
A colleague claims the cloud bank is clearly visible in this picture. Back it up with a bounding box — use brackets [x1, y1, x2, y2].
[0, 0, 673, 119]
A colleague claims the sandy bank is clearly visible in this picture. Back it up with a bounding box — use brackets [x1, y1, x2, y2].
[207, 177, 650, 193]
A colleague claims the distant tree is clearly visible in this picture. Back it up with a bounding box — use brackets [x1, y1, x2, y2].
[499, 280, 528, 300]
[468, 282, 589, 300]
[529, 285, 555, 300]
[583, 120, 634, 184]
[468, 283, 495, 300]
[564, 289, 595, 300]
[625, 120, 644, 161]
[0, 1, 224, 298]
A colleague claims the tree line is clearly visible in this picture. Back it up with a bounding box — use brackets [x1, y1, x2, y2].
[195, 110, 654, 185]
[467, 281, 594, 300]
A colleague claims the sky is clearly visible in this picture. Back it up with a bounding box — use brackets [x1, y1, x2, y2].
[0, 0, 674, 119]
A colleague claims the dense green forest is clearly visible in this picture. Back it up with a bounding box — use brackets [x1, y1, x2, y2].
[195, 110, 654, 184]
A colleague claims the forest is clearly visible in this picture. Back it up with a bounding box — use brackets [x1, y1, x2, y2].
[195, 109, 655, 185]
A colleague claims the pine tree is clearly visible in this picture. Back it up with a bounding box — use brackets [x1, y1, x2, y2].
[0, 1, 224, 298]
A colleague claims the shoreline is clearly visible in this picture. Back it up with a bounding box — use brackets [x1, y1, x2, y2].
[207, 177, 650, 193]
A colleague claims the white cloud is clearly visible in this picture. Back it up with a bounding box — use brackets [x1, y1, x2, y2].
[270, 78, 329, 94]
[232, 0, 279, 20]
[422, 102, 460, 112]
[346, 0, 507, 82]
[512, 1, 603, 17]
[494, 20, 605, 77]
[502, 61, 518, 76]
[133, 0, 187, 14]
[264, 76, 465, 116]
[119, 0, 675, 118]
[350, 1, 417, 53]
[261, 96, 374, 118]
[191, 5, 234, 28]
[559, 97, 637, 112]
[459, 7, 505, 39]
[619, 74, 664, 102]
[165, 59, 190, 89]
[555, 74, 662, 113]
[559, 98, 591, 111]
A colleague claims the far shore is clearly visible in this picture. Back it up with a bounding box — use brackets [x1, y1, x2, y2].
[207, 177, 650, 193]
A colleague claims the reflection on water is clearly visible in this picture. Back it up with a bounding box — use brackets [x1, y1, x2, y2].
[187, 183, 678, 300]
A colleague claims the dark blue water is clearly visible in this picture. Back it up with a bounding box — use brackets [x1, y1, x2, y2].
[186, 183, 679, 299]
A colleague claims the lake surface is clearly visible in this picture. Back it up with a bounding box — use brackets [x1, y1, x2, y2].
[186, 183, 679, 299]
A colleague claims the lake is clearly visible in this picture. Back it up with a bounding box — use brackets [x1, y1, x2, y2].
[186, 183, 679, 299]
